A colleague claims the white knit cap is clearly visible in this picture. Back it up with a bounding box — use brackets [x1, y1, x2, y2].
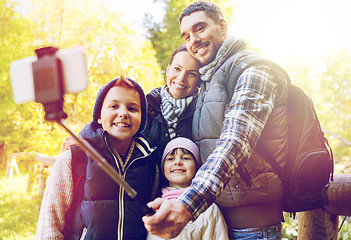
[161, 137, 201, 167]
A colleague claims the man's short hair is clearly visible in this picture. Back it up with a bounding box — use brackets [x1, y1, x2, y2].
[178, 1, 224, 24]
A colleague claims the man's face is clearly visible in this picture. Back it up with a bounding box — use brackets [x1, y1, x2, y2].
[180, 11, 227, 66]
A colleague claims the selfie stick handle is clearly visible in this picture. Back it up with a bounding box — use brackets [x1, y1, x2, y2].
[57, 119, 155, 215]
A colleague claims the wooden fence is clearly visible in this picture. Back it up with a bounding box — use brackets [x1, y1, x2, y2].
[298, 174, 351, 239]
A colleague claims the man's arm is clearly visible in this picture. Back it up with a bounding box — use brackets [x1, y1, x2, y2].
[178, 66, 278, 217]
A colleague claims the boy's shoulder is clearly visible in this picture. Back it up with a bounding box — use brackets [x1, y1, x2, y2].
[134, 136, 157, 154]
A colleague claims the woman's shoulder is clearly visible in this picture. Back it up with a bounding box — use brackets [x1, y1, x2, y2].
[146, 87, 162, 99]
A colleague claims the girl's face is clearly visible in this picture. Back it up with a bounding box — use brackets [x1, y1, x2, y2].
[166, 51, 200, 99]
[163, 148, 197, 188]
[98, 86, 141, 152]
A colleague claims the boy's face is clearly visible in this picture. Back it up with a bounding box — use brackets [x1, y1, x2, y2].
[98, 86, 142, 145]
[166, 51, 200, 99]
[163, 148, 197, 188]
[180, 11, 227, 66]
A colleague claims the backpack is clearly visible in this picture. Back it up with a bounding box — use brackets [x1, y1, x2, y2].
[62, 145, 87, 238]
[230, 55, 334, 215]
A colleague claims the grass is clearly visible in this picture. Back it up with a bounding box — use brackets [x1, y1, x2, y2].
[0, 174, 42, 240]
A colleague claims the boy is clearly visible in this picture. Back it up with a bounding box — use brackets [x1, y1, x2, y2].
[35, 76, 158, 240]
[147, 137, 228, 240]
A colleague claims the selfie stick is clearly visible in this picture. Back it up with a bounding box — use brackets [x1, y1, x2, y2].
[56, 120, 155, 216]
[32, 46, 154, 216]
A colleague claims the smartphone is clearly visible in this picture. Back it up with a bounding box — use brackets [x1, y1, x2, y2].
[10, 46, 88, 104]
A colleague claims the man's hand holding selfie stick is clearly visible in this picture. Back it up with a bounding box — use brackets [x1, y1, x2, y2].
[143, 197, 193, 239]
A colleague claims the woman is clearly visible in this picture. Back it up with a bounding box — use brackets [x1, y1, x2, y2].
[141, 45, 201, 167]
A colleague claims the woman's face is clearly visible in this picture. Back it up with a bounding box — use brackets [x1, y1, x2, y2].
[166, 51, 201, 99]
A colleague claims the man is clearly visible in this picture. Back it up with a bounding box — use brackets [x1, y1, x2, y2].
[143, 1, 289, 239]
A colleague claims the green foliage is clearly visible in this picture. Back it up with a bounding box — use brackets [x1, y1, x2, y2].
[318, 48, 351, 170]
[339, 217, 351, 240]
[282, 213, 298, 239]
[281, 48, 351, 174]
[0, 0, 163, 163]
[0, 175, 41, 239]
[313, 48, 351, 174]
[0, 0, 36, 156]
[144, 0, 235, 75]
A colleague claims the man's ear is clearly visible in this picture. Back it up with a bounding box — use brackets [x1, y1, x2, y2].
[98, 118, 102, 124]
[218, 18, 228, 37]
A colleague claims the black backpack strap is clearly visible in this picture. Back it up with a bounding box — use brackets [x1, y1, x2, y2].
[255, 143, 287, 183]
[227, 55, 291, 184]
[227, 54, 291, 99]
[62, 145, 87, 238]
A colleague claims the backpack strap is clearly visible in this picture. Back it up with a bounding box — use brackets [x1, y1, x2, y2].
[62, 145, 87, 237]
[227, 55, 291, 184]
[227, 54, 291, 100]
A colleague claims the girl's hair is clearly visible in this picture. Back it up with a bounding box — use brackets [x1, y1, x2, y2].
[161, 147, 198, 188]
[161, 137, 201, 169]
[168, 45, 188, 66]
[164, 147, 198, 168]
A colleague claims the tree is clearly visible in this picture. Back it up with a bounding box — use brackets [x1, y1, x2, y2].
[283, 49, 351, 174]
[0, 0, 163, 161]
[0, 0, 36, 164]
[317, 48, 351, 173]
[144, 0, 235, 76]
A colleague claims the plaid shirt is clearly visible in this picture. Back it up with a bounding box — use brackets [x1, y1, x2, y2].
[177, 65, 279, 219]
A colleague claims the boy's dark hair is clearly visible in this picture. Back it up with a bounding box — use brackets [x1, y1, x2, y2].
[168, 45, 187, 66]
[92, 76, 147, 135]
[178, 1, 224, 24]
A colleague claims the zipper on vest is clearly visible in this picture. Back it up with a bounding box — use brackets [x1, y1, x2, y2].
[104, 136, 154, 239]
[104, 136, 125, 240]
[79, 227, 87, 240]
[118, 186, 125, 240]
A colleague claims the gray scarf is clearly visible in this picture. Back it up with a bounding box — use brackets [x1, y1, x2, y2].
[200, 36, 247, 82]
[160, 84, 196, 139]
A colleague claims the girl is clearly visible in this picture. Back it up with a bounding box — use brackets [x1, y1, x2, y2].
[147, 137, 229, 240]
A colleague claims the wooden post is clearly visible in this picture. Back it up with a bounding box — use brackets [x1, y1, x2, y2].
[325, 174, 351, 216]
[297, 174, 351, 239]
[9, 158, 21, 179]
[297, 209, 338, 239]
